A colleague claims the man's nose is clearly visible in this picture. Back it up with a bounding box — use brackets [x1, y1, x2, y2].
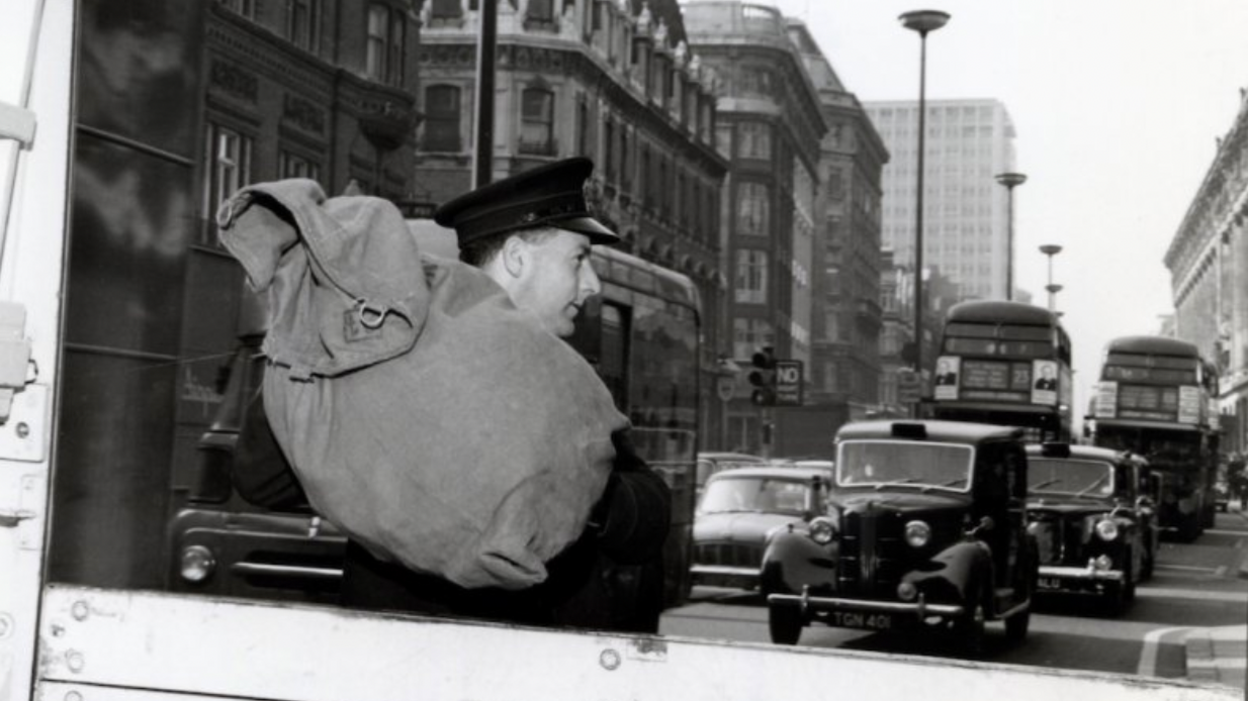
[580, 262, 602, 297]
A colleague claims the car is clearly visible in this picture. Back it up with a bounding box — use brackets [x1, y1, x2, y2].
[1025, 443, 1156, 614]
[1215, 481, 1230, 512]
[762, 420, 1037, 656]
[695, 451, 769, 494]
[690, 465, 834, 591]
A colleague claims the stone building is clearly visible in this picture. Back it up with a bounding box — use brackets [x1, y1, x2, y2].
[413, 0, 729, 437]
[1164, 88, 1248, 454]
[864, 98, 1020, 302]
[788, 18, 888, 421]
[203, 0, 422, 221]
[683, 1, 826, 453]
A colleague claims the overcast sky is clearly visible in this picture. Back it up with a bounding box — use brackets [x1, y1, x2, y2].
[754, 0, 1248, 420]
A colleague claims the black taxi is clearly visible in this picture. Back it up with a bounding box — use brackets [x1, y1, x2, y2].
[762, 420, 1036, 655]
[1024, 443, 1155, 614]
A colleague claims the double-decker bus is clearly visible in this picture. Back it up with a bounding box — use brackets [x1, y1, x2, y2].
[931, 301, 1074, 442]
[1089, 336, 1219, 541]
[167, 230, 702, 623]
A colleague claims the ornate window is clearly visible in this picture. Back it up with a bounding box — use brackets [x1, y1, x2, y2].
[733, 317, 774, 362]
[202, 123, 253, 244]
[366, 4, 406, 86]
[430, 0, 461, 20]
[423, 85, 462, 152]
[279, 150, 320, 181]
[519, 87, 555, 155]
[734, 249, 769, 304]
[736, 181, 770, 235]
[286, 0, 321, 52]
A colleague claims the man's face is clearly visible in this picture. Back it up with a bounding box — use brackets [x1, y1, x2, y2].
[509, 228, 602, 338]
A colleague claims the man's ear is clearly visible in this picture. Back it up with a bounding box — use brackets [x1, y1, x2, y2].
[499, 235, 528, 278]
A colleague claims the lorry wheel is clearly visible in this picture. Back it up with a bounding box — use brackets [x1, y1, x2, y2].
[768, 605, 803, 645]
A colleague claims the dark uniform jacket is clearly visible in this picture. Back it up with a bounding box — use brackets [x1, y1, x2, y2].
[234, 392, 672, 632]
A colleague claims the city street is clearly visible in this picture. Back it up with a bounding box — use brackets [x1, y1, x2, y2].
[661, 512, 1248, 680]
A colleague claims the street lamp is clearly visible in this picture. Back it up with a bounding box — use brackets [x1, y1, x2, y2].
[995, 171, 1027, 301]
[1040, 243, 1063, 311]
[899, 9, 950, 395]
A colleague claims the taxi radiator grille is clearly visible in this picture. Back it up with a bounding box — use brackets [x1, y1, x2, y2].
[837, 510, 907, 596]
[1030, 513, 1086, 566]
[694, 542, 764, 568]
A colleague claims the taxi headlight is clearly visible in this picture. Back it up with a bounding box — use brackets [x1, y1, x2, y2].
[1092, 554, 1113, 571]
[180, 545, 217, 583]
[904, 520, 931, 548]
[1094, 518, 1119, 541]
[809, 517, 837, 545]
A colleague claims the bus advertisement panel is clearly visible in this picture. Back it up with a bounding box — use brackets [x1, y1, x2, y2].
[931, 301, 1073, 442]
[1091, 336, 1219, 540]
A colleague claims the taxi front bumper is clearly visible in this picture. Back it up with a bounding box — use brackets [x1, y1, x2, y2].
[768, 587, 964, 631]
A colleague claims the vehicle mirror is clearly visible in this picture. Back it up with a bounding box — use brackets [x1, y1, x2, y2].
[966, 515, 994, 538]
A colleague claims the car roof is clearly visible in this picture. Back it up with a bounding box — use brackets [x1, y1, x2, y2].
[704, 466, 833, 482]
[1025, 443, 1139, 464]
[836, 419, 1024, 444]
[697, 452, 768, 463]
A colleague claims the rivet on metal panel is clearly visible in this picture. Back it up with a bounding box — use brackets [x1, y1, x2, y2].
[66, 650, 85, 673]
[598, 648, 621, 671]
[71, 600, 89, 621]
[64, 691, 83, 701]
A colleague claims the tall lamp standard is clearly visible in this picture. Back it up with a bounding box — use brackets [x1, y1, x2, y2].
[1040, 243, 1063, 311]
[995, 171, 1027, 301]
[900, 9, 950, 401]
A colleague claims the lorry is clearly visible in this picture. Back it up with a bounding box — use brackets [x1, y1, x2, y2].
[0, 2, 1234, 700]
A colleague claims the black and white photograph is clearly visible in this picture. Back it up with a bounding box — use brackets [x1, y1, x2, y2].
[1, 1, 1246, 699]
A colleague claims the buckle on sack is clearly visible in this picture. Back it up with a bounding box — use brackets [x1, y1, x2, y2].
[355, 300, 391, 330]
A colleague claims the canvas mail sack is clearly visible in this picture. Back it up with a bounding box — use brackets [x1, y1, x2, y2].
[217, 179, 628, 590]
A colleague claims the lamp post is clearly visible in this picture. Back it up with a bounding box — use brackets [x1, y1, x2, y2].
[995, 172, 1027, 301]
[899, 9, 950, 399]
[1040, 243, 1063, 311]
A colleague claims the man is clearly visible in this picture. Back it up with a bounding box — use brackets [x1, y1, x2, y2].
[1034, 362, 1057, 391]
[235, 157, 671, 632]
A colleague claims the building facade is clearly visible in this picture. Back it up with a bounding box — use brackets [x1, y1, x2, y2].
[413, 0, 729, 439]
[1164, 88, 1248, 455]
[788, 19, 888, 421]
[56, 0, 424, 587]
[683, 1, 826, 454]
[865, 99, 1019, 302]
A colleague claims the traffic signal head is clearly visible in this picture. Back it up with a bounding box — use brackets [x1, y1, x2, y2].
[749, 347, 776, 406]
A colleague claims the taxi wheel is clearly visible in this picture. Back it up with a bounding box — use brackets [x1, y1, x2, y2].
[768, 605, 803, 646]
[1004, 606, 1029, 643]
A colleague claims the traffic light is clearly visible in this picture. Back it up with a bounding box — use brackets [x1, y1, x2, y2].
[749, 346, 776, 406]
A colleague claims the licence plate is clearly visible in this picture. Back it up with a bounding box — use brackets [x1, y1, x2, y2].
[1037, 576, 1063, 591]
[829, 611, 894, 631]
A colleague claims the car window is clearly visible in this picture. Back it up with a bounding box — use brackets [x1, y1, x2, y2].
[1028, 458, 1115, 497]
[698, 477, 810, 515]
[835, 440, 973, 491]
